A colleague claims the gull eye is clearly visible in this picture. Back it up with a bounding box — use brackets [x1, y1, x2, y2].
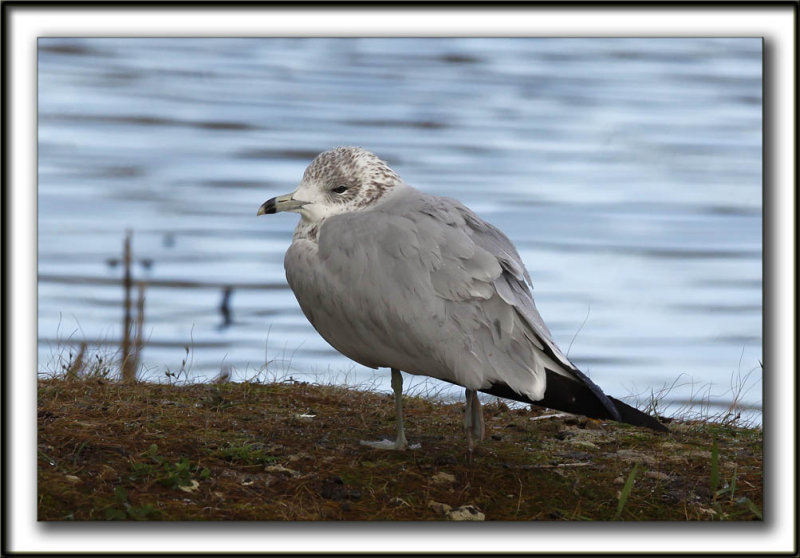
[331, 186, 348, 194]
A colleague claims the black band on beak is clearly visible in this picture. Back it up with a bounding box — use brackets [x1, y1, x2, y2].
[257, 198, 277, 215]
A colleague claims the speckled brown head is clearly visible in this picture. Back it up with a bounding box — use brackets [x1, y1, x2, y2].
[257, 147, 405, 225]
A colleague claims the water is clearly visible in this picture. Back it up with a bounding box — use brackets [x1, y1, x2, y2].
[37, 38, 762, 421]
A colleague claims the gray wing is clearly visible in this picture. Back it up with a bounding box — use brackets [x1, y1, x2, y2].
[453, 202, 576, 371]
[292, 186, 578, 401]
[442, 197, 622, 420]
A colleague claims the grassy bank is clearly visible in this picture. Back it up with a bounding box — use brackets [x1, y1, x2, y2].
[38, 377, 762, 521]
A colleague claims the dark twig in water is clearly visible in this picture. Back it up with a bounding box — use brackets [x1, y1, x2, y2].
[133, 281, 146, 375]
[218, 286, 233, 329]
[120, 231, 135, 383]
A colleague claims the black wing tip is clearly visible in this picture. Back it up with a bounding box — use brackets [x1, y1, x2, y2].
[608, 396, 670, 433]
[480, 373, 669, 433]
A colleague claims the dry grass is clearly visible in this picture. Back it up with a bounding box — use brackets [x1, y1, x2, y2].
[38, 376, 762, 521]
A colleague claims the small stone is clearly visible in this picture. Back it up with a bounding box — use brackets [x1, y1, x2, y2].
[265, 464, 301, 477]
[178, 480, 200, 493]
[613, 476, 625, 485]
[64, 475, 81, 484]
[431, 471, 456, 485]
[446, 505, 485, 521]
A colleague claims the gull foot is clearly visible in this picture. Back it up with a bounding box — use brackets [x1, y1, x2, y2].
[359, 439, 420, 450]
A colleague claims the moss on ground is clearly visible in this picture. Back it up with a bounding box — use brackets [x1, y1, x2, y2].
[38, 378, 762, 521]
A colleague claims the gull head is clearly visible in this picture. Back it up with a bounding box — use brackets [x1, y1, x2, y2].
[257, 146, 404, 224]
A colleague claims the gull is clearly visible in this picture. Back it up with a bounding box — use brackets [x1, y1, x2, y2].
[258, 147, 667, 451]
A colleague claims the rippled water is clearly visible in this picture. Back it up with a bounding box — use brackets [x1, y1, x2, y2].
[37, 38, 762, 420]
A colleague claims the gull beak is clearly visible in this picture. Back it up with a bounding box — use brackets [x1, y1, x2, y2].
[257, 193, 307, 215]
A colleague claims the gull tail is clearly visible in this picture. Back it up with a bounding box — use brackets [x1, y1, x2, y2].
[481, 369, 668, 432]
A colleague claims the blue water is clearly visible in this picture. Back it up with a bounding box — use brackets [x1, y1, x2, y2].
[37, 38, 762, 422]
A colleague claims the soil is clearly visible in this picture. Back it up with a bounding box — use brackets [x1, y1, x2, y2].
[37, 378, 762, 521]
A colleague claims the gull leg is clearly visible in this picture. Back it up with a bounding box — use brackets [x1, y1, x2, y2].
[391, 368, 409, 449]
[471, 389, 485, 442]
[360, 368, 413, 450]
[464, 389, 474, 452]
[464, 389, 485, 458]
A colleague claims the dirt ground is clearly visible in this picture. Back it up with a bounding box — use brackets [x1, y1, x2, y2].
[37, 378, 762, 521]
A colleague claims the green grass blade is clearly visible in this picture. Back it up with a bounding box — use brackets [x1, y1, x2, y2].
[743, 498, 762, 520]
[615, 463, 639, 520]
[728, 465, 737, 503]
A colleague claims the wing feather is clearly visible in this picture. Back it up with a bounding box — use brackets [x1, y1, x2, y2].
[454, 204, 576, 371]
[289, 186, 581, 402]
